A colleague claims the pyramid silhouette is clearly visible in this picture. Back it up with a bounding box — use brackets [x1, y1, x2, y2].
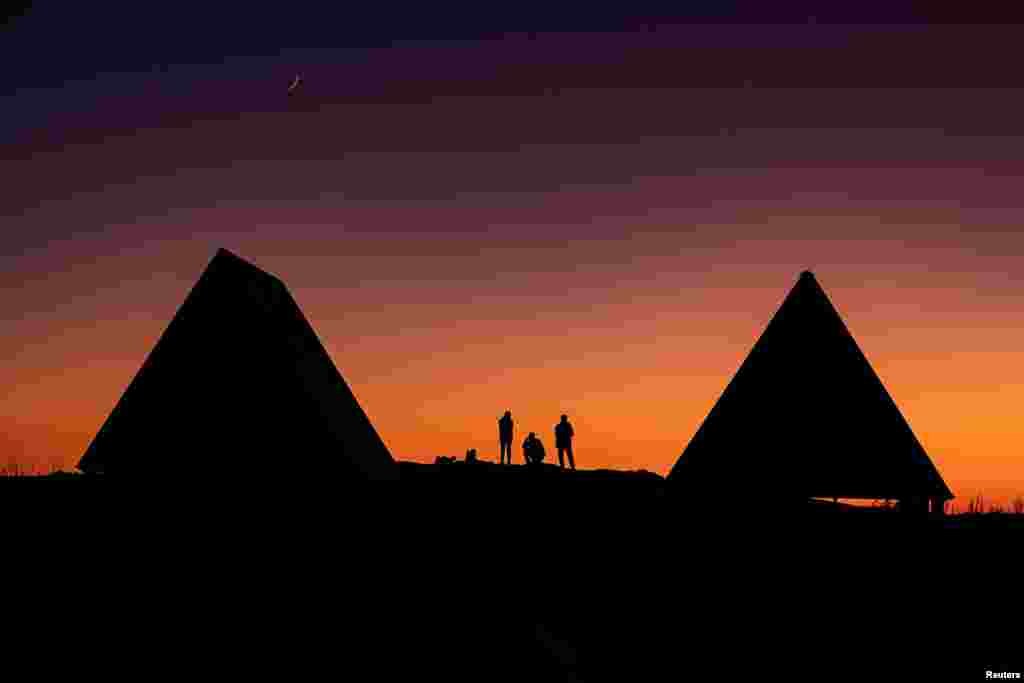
[78, 249, 396, 480]
[668, 271, 952, 506]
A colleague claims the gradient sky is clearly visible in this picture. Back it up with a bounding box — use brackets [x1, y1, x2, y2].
[3, 3, 1024, 504]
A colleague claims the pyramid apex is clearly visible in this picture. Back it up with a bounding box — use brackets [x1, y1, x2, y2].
[209, 248, 266, 273]
[799, 270, 816, 280]
[213, 247, 243, 261]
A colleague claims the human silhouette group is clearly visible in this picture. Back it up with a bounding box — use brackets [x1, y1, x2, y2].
[498, 410, 576, 470]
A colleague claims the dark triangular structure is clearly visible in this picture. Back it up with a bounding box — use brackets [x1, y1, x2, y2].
[668, 271, 952, 510]
[78, 249, 396, 480]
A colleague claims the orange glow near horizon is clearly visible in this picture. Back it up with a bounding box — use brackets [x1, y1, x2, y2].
[5, 28, 1024, 503]
[3, 219, 1023, 505]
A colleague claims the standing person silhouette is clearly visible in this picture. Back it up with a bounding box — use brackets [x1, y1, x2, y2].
[555, 414, 575, 470]
[498, 410, 514, 465]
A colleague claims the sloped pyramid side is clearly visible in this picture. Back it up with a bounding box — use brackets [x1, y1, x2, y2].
[78, 249, 396, 480]
[668, 272, 952, 501]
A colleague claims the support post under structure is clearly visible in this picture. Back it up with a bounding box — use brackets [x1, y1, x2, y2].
[900, 496, 928, 517]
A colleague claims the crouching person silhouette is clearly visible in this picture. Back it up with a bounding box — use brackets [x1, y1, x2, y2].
[522, 432, 546, 467]
[555, 414, 575, 470]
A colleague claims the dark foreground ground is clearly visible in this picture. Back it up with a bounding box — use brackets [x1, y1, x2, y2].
[4, 463, 1021, 680]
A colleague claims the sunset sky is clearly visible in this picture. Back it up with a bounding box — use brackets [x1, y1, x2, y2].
[3, 3, 1024, 504]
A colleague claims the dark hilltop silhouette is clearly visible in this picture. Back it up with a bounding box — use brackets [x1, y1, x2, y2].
[668, 271, 953, 512]
[77, 248, 396, 481]
[8, 251, 1018, 682]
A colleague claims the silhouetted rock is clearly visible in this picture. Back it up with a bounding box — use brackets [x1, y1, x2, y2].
[78, 248, 396, 481]
[669, 271, 953, 509]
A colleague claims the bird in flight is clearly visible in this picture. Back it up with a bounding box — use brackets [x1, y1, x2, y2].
[287, 74, 302, 95]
